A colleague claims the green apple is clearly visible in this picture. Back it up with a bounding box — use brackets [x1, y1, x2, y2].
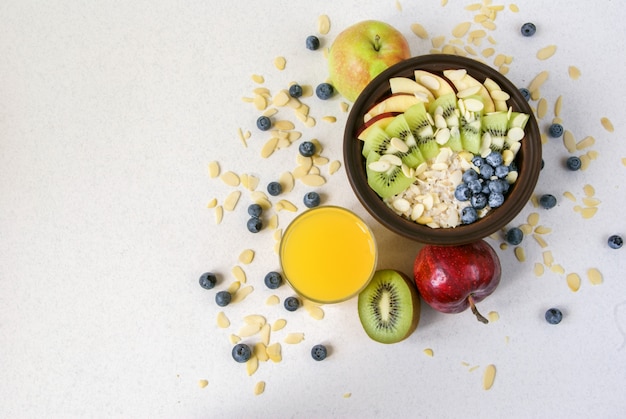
[328, 20, 411, 102]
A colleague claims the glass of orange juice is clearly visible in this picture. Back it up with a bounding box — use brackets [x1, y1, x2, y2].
[279, 206, 377, 304]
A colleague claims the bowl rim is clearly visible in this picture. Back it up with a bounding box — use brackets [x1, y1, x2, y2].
[343, 54, 542, 245]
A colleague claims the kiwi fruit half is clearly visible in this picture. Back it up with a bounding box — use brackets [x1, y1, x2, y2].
[358, 269, 420, 344]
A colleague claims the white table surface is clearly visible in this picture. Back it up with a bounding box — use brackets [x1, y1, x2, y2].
[2, 1, 626, 417]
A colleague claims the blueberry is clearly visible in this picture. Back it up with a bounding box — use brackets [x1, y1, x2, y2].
[256, 115, 272, 131]
[482, 179, 492, 195]
[315, 83, 334, 100]
[303, 191, 321, 208]
[494, 165, 509, 179]
[548, 123, 564, 138]
[267, 181, 282, 196]
[485, 151, 503, 167]
[232, 343, 252, 363]
[608, 235, 623, 249]
[289, 84, 303, 98]
[479, 163, 494, 180]
[521, 22, 536, 37]
[199, 272, 217, 290]
[545, 308, 563, 325]
[454, 183, 472, 201]
[248, 203, 263, 218]
[467, 178, 483, 194]
[539, 194, 557, 209]
[247, 217, 263, 233]
[306, 35, 320, 50]
[519, 87, 531, 101]
[284, 296, 300, 312]
[566, 156, 582, 171]
[461, 206, 478, 224]
[541, 159, 545, 170]
[488, 179, 507, 194]
[215, 291, 232, 307]
[505, 227, 524, 245]
[472, 156, 485, 168]
[488, 192, 505, 208]
[471, 193, 488, 210]
[299, 141, 316, 157]
[311, 344, 328, 361]
[462, 168, 479, 183]
[264, 271, 283, 289]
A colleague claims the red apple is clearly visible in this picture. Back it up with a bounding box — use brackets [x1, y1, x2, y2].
[413, 240, 501, 323]
[328, 20, 411, 102]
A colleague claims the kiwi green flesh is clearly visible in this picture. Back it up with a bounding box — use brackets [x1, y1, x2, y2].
[358, 269, 420, 344]
[404, 103, 440, 160]
[362, 126, 391, 158]
[366, 151, 415, 199]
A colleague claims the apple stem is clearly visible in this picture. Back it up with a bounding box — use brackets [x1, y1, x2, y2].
[373, 34, 381, 51]
[468, 294, 489, 324]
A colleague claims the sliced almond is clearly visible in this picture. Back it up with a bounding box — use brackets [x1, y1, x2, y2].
[274, 56, 286, 70]
[208, 161, 220, 178]
[260, 323, 271, 346]
[410, 23, 429, 39]
[483, 364, 496, 390]
[266, 295, 280, 306]
[231, 265, 246, 283]
[207, 198, 217, 209]
[216, 311, 230, 328]
[260, 137, 278, 158]
[528, 71, 549, 94]
[231, 285, 253, 304]
[214, 205, 223, 224]
[277, 199, 297, 212]
[238, 249, 254, 265]
[317, 14, 330, 34]
[266, 342, 282, 362]
[452, 22, 472, 38]
[223, 190, 241, 212]
[243, 314, 266, 326]
[537, 45, 557, 60]
[253, 381, 265, 396]
[587, 268, 603, 285]
[238, 323, 261, 337]
[284, 332, 305, 344]
[246, 355, 259, 376]
[600, 117, 614, 133]
[220, 171, 240, 187]
[272, 318, 287, 332]
[301, 174, 326, 186]
[567, 273, 581, 292]
[227, 281, 241, 294]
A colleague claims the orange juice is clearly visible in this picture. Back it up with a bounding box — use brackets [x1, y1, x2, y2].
[279, 206, 377, 303]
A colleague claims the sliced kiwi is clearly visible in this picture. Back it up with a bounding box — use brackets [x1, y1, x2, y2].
[404, 102, 440, 160]
[481, 111, 509, 154]
[384, 114, 426, 168]
[362, 125, 392, 158]
[459, 95, 485, 154]
[365, 151, 415, 199]
[358, 269, 420, 344]
[428, 92, 463, 152]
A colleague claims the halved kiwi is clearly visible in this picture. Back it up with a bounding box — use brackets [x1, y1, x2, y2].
[357, 269, 420, 344]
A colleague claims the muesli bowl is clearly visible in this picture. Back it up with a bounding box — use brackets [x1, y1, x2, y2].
[343, 54, 542, 246]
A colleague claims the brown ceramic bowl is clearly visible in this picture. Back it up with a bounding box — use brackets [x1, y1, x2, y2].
[343, 54, 542, 245]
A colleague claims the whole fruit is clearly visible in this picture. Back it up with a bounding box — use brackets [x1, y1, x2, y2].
[328, 20, 410, 102]
[413, 240, 501, 323]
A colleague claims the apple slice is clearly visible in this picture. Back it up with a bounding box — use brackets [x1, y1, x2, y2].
[364, 93, 424, 122]
[414, 70, 455, 98]
[389, 77, 435, 103]
[443, 69, 495, 113]
[483, 78, 509, 112]
[356, 112, 399, 141]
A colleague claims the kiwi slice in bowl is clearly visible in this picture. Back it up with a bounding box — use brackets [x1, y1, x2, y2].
[358, 269, 420, 344]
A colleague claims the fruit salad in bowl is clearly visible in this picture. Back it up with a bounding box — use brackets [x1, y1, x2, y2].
[343, 54, 542, 245]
